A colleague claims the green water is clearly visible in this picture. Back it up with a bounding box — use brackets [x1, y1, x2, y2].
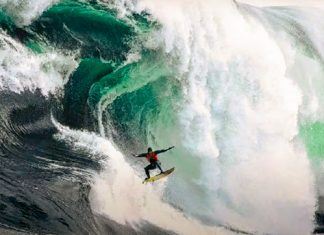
[0, 9, 14, 33]
[300, 122, 324, 160]
[63, 58, 115, 128]
[31, 0, 134, 60]
[18, 0, 158, 138]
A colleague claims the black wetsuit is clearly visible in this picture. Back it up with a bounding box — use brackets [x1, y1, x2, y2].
[145, 160, 163, 178]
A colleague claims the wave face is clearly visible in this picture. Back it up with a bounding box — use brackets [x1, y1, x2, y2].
[0, 0, 323, 234]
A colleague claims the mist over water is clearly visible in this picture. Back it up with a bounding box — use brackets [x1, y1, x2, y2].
[0, 0, 323, 234]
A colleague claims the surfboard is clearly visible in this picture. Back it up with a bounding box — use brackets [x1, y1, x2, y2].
[143, 167, 175, 184]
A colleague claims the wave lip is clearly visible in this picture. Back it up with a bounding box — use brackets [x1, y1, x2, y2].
[0, 0, 59, 26]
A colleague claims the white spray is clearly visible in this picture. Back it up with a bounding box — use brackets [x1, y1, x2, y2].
[0, 32, 76, 95]
[0, 0, 59, 26]
[129, 0, 316, 234]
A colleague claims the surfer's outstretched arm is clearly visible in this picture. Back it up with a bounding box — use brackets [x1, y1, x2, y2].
[155, 146, 174, 154]
[133, 153, 146, 158]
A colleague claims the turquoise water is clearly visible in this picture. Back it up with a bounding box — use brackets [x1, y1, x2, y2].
[301, 122, 324, 160]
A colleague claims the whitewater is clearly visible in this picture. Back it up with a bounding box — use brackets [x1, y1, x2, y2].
[0, 0, 323, 235]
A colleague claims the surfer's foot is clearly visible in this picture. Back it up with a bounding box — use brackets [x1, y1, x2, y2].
[144, 177, 150, 180]
[160, 171, 164, 174]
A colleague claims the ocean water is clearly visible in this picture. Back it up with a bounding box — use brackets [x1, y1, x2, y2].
[0, 0, 323, 234]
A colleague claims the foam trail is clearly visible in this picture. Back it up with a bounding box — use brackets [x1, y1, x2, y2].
[0, 32, 77, 95]
[52, 117, 231, 235]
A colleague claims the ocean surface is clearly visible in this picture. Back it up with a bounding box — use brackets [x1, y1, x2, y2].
[0, 0, 323, 234]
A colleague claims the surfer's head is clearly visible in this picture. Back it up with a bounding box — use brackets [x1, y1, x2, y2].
[147, 147, 152, 153]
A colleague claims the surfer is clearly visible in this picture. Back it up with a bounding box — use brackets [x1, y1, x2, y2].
[133, 146, 174, 180]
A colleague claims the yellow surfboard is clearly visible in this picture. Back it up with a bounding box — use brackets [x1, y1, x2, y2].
[143, 167, 175, 184]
